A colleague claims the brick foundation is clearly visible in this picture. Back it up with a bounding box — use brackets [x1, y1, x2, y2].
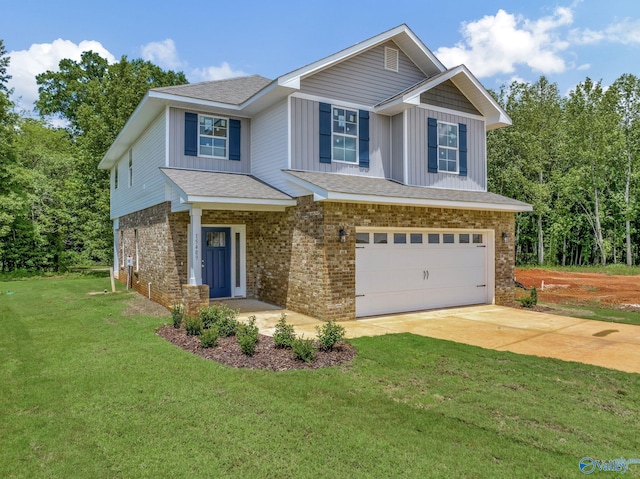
[116, 198, 516, 322]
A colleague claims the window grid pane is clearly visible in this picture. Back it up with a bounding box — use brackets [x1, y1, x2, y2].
[443, 234, 455, 244]
[356, 233, 369, 244]
[332, 107, 357, 162]
[374, 233, 388, 244]
[199, 115, 228, 158]
[394, 233, 407, 244]
[410, 233, 423, 244]
[428, 234, 440, 244]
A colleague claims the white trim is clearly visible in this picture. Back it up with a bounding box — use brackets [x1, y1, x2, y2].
[113, 219, 119, 279]
[287, 95, 292, 170]
[436, 120, 459, 175]
[149, 90, 243, 112]
[418, 103, 486, 122]
[197, 113, 229, 160]
[290, 92, 371, 112]
[189, 207, 202, 286]
[402, 110, 408, 184]
[185, 196, 295, 207]
[164, 105, 170, 167]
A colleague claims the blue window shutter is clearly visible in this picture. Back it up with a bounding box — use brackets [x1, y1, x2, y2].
[427, 117, 438, 173]
[359, 110, 370, 168]
[184, 112, 198, 156]
[458, 123, 467, 177]
[229, 119, 241, 161]
[319, 102, 332, 164]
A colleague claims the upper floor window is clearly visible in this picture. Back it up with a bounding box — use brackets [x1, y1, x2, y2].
[128, 150, 133, 187]
[199, 115, 228, 158]
[332, 107, 358, 163]
[438, 122, 458, 173]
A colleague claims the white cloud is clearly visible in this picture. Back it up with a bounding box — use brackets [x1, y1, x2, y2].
[435, 7, 574, 78]
[141, 39, 183, 70]
[190, 62, 248, 82]
[7, 39, 115, 113]
[577, 63, 591, 71]
[572, 18, 640, 45]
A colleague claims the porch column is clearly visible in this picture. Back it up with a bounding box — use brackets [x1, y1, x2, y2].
[189, 207, 202, 286]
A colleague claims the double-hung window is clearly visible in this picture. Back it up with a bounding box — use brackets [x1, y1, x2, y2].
[332, 107, 358, 163]
[199, 115, 228, 158]
[438, 122, 458, 173]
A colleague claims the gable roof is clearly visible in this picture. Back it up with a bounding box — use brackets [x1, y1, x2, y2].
[285, 170, 531, 212]
[152, 75, 272, 105]
[375, 65, 511, 129]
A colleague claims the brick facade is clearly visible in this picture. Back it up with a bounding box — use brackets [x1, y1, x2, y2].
[117, 198, 516, 321]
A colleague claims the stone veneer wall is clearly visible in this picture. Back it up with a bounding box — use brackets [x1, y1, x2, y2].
[117, 198, 515, 322]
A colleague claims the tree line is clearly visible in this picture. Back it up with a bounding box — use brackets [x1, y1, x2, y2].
[0, 39, 638, 271]
[488, 75, 640, 266]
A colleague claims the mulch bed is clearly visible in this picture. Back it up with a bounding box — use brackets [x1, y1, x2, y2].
[156, 324, 357, 371]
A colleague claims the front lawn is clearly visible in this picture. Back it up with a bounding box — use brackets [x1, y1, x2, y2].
[1, 277, 639, 478]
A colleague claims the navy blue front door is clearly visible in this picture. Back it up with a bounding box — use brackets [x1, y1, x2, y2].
[202, 227, 231, 298]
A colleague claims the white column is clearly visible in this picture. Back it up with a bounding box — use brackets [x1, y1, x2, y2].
[189, 207, 202, 286]
[113, 218, 119, 279]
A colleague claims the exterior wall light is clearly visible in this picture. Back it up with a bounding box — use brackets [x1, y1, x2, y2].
[339, 228, 347, 243]
[502, 232, 511, 243]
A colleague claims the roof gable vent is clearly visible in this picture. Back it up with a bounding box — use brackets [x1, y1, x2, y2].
[384, 46, 399, 72]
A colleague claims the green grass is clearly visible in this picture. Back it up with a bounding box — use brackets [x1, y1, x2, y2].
[517, 263, 640, 276]
[2, 277, 640, 478]
[542, 302, 640, 326]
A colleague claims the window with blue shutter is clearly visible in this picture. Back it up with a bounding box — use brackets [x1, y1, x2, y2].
[427, 117, 438, 173]
[184, 112, 198, 156]
[458, 123, 467, 177]
[359, 110, 369, 168]
[319, 102, 332, 164]
[229, 119, 241, 161]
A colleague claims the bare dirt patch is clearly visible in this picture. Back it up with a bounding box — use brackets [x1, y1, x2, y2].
[157, 324, 357, 371]
[515, 269, 640, 307]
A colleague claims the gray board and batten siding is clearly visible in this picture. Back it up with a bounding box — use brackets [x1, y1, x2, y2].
[300, 41, 428, 106]
[168, 107, 251, 173]
[391, 113, 404, 183]
[406, 107, 486, 191]
[290, 96, 391, 178]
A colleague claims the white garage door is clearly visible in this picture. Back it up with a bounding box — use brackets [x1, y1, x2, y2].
[355, 230, 491, 317]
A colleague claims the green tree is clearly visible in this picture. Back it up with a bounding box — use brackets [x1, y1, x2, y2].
[35, 53, 188, 264]
[610, 74, 640, 266]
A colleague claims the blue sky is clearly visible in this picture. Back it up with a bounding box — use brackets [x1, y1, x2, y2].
[2, 0, 640, 113]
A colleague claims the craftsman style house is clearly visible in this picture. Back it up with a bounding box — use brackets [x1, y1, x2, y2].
[99, 25, 531, 320]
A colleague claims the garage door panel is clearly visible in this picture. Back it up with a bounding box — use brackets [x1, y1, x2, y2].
[356, 229, 490, 317]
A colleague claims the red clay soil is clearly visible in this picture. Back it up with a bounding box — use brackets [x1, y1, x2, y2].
[515, 268, 640, 307]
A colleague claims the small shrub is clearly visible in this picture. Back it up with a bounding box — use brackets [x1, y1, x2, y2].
[273, 313, 296, 349]
[315, 320, 346, 351]
[171, 303, 184, 329]
[237, 316, 259, 356]
[292, 335, 317, 363]
[518, 286, 538, 308]
[200, 327, 219, 348]
[184, 316, 203, 336]
[198, 304, 239, 332]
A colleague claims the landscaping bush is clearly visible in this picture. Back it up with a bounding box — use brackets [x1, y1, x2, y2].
[200, 327, 219, 348]
[198, 303, 239, 333]
[171, 303, 184, 329]
[518, 286, 538, 308]
[273, 313, 296, 349]
[291, 335, 317, 363]
[237, 316, 259, 356]
[184, 316, 203, 336]
[315, 320, 346, 351]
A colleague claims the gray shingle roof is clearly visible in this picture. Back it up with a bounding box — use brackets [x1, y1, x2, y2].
[161, 168, 293, 201]
[153, 75, 273, 105]
[284, 170, 530, 209]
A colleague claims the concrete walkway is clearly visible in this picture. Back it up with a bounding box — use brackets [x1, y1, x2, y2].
[225, 299, 640, 374]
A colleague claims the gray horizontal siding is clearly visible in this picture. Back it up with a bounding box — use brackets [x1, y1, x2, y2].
[300, 41, 427, 106]
[110, 112, 166, 218]
[406, 107, 486, 191]
[421, 80, 481, 115]
[169, 107, 250, 173]
[290, 97, 390, 178]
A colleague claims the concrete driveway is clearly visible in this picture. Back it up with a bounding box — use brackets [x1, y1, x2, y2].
[228, 300, 640, 374]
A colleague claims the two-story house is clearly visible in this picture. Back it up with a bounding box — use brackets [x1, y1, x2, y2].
[98, 25, 531, 320]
